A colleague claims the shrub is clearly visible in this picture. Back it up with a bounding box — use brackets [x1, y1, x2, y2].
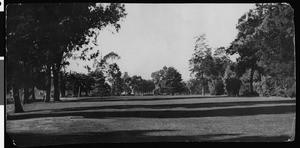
[254, 76, 276, 97]
[281, 77, 296, 98]
[153, 88, 161, 95]
[255, 76, 295, 98]
[238, 70, 259, 97]
[285, 82, 296, 98]
[224, 77, 241, 96]
[208, 78, 225, 95]
[223, 63, 241, 96]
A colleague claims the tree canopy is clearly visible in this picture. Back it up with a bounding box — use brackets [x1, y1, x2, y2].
[7, 3, 127, 112]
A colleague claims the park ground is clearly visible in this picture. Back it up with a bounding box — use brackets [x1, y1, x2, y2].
[6, 95, 296, 146]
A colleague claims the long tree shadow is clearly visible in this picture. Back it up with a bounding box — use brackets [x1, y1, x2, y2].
[218, 135, 292, 142]
[54, 100, 296, 112]
[7, 129, 241, 147]
[25, 99, 296, 113]
[7, 104, 295, 120]
[7, 128, 291, 147]
[61, 95, 222, 103]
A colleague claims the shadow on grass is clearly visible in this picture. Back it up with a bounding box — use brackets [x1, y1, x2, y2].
[219, 135, 291, 142]
[61, 95, 221, 103]
[7, 129, 291, 147]
[7, 104, 295, 120]
[48, 100, 295, 112]
[7, 130, 239, 147]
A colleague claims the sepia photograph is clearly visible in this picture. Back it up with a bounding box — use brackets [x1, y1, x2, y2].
[5, 3, 295, 146]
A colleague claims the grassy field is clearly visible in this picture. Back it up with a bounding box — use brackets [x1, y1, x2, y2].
[6, 95, 296, 146]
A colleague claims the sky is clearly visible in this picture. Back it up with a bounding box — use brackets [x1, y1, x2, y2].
[66, 3, 256, 81]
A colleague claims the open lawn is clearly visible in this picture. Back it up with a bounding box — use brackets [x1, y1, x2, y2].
[6, 95, 296, 146]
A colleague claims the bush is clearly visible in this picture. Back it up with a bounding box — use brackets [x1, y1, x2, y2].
[238, 71, 259, 97]
[254, 76, 275, 97]
[274, 88, 286, 97]
[224, 77, 241, 96]
[281, 77, 296, 98]
[153, 88, 161, 95]
[239, 82, 259, 97]
[223, 63, 241, 96]
[285, 82, 296, 98]
[255, 76, 295, 98]
[208, 78, 225, 95]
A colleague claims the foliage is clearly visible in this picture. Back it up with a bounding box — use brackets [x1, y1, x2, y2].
[151, 66, 184, 95]
[227, 3, 295, 97]
[239, 69, 260, 96]
[122, 72, 132, 95]
[107, 63, 124, 96]
[180, 81, 191, 95]
[208, 77, 225, 95]
[186, 78, 203, 95]
[140, 80, 155, 95]
[88, 70, 111, 96]
[65, 72, 94, 96]
[223, 63, 241, 96]
[189, 34, 231, 95]
[6, 3, 127, 112]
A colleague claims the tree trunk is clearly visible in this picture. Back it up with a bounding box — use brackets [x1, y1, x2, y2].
[52, 64, 61, 102]
[293, 34, 295, 79]
[60, 72, 66, 97]
[45, 64, 51, 102]
[13, 84, 24, 113]
[249, 68, 254, 94]
[202, 85, 205, 96]
[78, 86, 81, 98]
[85, 90, 88, 96]
[31, 86, 36, 101]
[23, 86, 30, 104]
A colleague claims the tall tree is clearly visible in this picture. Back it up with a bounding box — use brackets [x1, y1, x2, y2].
[227, 3, 294, 96]
[189, 34, 216, 95]
[122, 72, 132, 95]
[7, 4, 40, 112]
[131, 75, 143, 95]
[7, 3, 127, 111]
[227, 7, 265, 94]
[108, 63, 124, 96]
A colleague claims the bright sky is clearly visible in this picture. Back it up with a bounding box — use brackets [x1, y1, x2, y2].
[66, 3, 256, 81]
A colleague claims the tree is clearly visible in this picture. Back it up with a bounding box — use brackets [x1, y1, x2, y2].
[108, 63, 124, 96]
[151, 66, 184, 95]
[93, 52, 123, 96]
[145, 80, 155, 95]
[6, 4, 41, 112]
[122, 72, 132, 95]
[151, 67, 166, 95]
[88, 70, 109, 96]
[7, 3, 127, 112]
[223, 63, 242, 96]
[65, 72, 93, 97]
[187, 78, 202, 95]
[140, 79, 155, 95]
[255, 3, 295, 97]
[164, 67, 184, 95]
[189, 34, 210, 95]
[36, 3, 126, 101]
[131, 75, 143, 95]
[226, 8, 264, 95]
[227, 3, 295, 97]
[190, 34, 223, 95]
